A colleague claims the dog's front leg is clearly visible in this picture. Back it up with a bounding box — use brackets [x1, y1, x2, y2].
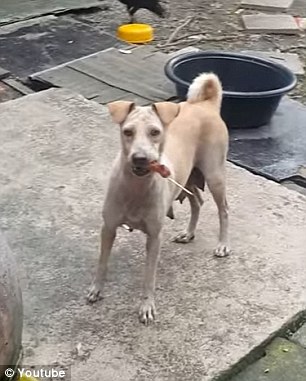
[139, 232, 162, 325]
[87, 224, 116, 303]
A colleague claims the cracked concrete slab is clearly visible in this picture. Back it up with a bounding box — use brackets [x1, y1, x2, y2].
[0, 89, 305, 380]
[242, 14, 300, 34]
[291, 323, 306, 348]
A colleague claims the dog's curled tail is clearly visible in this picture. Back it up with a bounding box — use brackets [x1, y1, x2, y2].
[187, 72, 222, 109]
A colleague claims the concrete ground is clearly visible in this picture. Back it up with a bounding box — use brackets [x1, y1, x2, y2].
[0, 89, 305, 380]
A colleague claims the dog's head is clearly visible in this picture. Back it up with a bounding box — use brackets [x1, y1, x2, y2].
[108, 101, 179, 177]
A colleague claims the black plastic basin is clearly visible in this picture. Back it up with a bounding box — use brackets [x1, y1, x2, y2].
[164, 51, 297, 128]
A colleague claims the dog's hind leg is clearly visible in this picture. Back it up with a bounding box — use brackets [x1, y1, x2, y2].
[206, 171, 230, 257]
[196, 143, 230, 257]
[173, 185, 203, 243]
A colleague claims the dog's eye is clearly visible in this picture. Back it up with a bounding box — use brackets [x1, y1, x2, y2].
[123, 129, 133, 137]
[150, 129, 161, 137]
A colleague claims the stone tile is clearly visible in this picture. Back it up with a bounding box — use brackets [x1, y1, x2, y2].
[0, 81, 22, 103]
[0, 66, 10, 80]
[241, 0, 294, 12]
[291, 323, 306, 348]
[232, 338, 306, 381]
[242, 14, 300, 34]
[297, 165, 306, 179]
[241, 50, 304, 75]
[282, 181, 306, 196]
[2, 79, 34, 95]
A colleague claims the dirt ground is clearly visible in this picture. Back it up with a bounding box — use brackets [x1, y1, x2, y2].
[76, 0, 306, 102]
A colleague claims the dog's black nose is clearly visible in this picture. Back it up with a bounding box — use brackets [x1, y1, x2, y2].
[131, 153, 149, 167]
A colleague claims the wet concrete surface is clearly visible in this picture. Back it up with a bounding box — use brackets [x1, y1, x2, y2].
[0, 15, 124, 78]
[231, 338, 306, 381]
[229, 97, 306, 182]
[0, 0, 104, 26]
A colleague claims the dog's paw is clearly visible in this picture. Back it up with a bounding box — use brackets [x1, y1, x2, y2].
[139, 299, 156, 325]
[86, 283, 102, 304]
[173, 232, 195, 244]
[214, 244, 230, 258]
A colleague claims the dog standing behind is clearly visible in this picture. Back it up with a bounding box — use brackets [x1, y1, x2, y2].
[87, 73, 229, 324]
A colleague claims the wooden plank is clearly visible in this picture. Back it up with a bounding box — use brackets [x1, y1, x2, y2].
[115, 93, 151, 106]
[2, 79, 34, 95]
[32, 66, 115, 99]
[90, 87, 130, 104]
[31, 46, 176, 103]
[115, 48, 175, 97]
[32, 65, 131, 102]
[93, 93, 151, 106]
[69, 47, 175, 102]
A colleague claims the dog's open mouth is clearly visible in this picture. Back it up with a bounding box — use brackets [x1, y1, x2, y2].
[132, 166, 150, 177]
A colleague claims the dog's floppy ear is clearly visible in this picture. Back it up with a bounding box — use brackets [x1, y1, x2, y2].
[152, 102, 180, 126]
[107, 101, 135, 124]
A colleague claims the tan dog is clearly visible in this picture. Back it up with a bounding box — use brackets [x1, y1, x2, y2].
[87, 73, 229, 324]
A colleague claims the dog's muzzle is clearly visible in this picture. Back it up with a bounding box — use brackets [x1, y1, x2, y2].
[131, 153, 150, 177]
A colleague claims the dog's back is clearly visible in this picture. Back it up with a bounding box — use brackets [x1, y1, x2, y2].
[164, 73, 227, 189]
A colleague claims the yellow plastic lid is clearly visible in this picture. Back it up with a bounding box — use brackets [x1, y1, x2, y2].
[117, 24, 154, 44]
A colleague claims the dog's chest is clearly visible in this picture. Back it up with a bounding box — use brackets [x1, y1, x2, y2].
[121, 197, 152, 231]
[119, 185, 167, 233]
[123, 217, 147, 232]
